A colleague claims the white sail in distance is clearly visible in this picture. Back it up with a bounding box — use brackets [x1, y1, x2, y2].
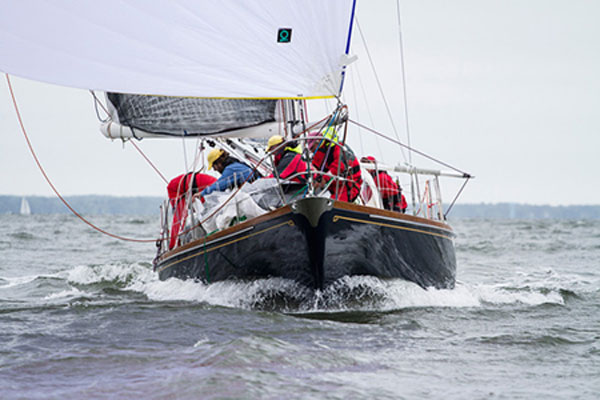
[0, 0, 357, 99]
[20, 198, 31, 215]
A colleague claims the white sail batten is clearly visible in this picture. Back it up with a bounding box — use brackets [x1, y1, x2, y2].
[0, 0, 356, 99]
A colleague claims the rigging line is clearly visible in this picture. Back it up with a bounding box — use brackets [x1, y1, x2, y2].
[349, 118, 472, 176]
[185, 137, 202, 175]
[87, 90, 169, 184]
[170, 112, 336, 243]
[90, 90, 110, 123]
[6, 74, 156, 243]
[444, 177, 471, 219]
[355, 66, 376, 128]
[356, 18, 407, 162]
[303, 99, 309, 122]
[311, 106, 345, 172]
[129, 141, 168, 184]
[355, 62, 383, 159]
[193, 137, 203, 171]
[181, 138, 205, 219]
[280, 100, 288, 137]
[395, 0, 413, 165]
[174, 112, 336, 240]
[349, 70, 364, 155]
[181, 132, 189, 173]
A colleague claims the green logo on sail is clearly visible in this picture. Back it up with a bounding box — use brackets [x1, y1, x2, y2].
[277, 28, 292, 43]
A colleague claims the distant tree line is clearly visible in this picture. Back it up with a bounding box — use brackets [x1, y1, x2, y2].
[448, 203, 600, 220]
[1, 196, 599, 219]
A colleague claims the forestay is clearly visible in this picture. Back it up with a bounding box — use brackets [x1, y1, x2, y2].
[0, 0, 356, 99]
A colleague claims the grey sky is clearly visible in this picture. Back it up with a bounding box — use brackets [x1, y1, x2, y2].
[1, 0, 599, 205]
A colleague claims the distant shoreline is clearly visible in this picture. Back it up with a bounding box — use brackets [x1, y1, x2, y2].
[1, 195, 599, 219]
[0, 195, 163, 216]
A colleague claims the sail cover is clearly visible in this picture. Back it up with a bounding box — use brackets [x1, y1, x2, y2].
[0, 0, 356, 99]
[106, 94, 277, 136]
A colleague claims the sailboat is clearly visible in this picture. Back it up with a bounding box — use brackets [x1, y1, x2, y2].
[1, 1, 470, 290]
[20, 197, 31, 215]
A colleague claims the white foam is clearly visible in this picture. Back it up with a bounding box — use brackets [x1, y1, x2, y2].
[473, 284, 565, 306]
[132, 274, 568, 310]
[65, 263, 155, 285]
[0, 275, 41, 289]
[297, 276, 565, 311]
[134, 276, 305, 309]
[382, 280, 482, 309]
[193, 336, 212, 348]
[44, 287, 87, 300]
[56, 263, 569, 311]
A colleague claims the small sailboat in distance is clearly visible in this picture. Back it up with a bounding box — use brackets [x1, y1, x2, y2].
[20, 197, 31, 215]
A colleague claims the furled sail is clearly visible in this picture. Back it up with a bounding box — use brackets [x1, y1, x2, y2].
[104, 94, 277, 137]
[0, 0, 357, 99]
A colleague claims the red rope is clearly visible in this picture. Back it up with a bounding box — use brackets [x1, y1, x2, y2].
[129, 140, 169, 184]
[6, 74, 157, 243]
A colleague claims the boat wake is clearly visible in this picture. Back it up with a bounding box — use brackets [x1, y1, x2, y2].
[0, 261, 579, 313]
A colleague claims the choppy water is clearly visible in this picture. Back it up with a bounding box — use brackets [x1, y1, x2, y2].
[1, 214, 598, 399]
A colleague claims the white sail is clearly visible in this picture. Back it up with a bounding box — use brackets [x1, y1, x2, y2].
[0, 0, 356, 99]
[20, 197, 31, 215]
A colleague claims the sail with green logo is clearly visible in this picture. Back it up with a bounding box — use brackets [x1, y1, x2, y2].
[0, 0, 356, 138]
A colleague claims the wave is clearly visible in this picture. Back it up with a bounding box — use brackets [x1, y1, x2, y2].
[43, 287, 89, 301]
[475, 333, 592, 347]
[65, 263, 155, 287]
[0, 274, 42, 289]
[3, 259, 594, 313]
[9, 232, 38, 241]
[42, 263, 587, 312]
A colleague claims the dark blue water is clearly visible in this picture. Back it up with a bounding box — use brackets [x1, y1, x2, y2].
[1, 215, 598, 399]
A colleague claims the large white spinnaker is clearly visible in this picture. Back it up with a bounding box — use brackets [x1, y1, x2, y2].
[0, 0, 356, 99]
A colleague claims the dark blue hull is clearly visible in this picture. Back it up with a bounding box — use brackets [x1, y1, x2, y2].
[156, 197, 456, 289]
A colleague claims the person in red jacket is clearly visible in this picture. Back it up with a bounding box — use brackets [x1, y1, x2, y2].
[266, 135, 314, 195]
[167, 172, 217, 249]
[308, 129, 362, 203]
[361, 156, 407, 213]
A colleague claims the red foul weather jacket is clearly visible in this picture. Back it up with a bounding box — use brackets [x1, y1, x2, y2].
[370, 170, 407, 212]
[313, 144, 362, 202]
[167, 172, 217, 249]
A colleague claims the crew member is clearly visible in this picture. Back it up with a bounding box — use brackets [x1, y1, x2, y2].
[200, 149, 257, 197]
[266, 135, 311, 191]
[309, 128, 362, 202]
[361, 156, 407, 213]
[167, 172, 217, 249]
